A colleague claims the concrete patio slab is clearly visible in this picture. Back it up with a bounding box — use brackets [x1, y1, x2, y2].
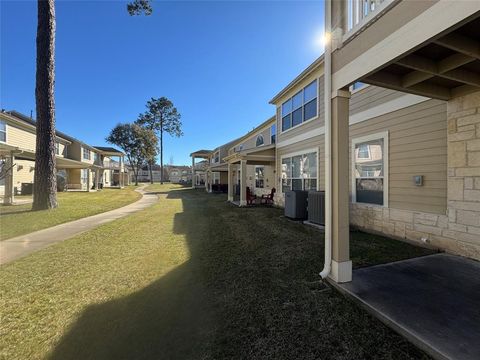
[0, 186, 158, 265]
[332, 253, 480, 360]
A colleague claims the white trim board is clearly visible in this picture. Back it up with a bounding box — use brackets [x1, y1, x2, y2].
[351, 131, 389, 208]
[349, 93, 429, 125]
[277, 93, 430, 149]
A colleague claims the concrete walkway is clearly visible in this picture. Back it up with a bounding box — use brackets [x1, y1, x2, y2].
[0, 186, 158, 265]
[333, 253, 480, 360]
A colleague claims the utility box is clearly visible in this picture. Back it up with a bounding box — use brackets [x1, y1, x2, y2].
[284, 190, 308, 219]
[308, 191, 325, 225]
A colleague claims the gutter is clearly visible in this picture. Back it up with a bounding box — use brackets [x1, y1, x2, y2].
[320, 0, 332, 280]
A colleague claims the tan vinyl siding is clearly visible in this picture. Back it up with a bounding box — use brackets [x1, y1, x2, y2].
[350, 85, 405, 115]
[349, 99, 447, 214]
[241, 126, 272, 151]
[276, 75, 325, 145]
[14, 159, 35, 193]
[6, 125, 36, 151]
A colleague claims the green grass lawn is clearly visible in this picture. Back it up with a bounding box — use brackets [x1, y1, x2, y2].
[0, 186, 141, 240]
[0, 184, 435, 359]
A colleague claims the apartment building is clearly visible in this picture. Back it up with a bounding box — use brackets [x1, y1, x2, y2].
[0, 110, 128, 204]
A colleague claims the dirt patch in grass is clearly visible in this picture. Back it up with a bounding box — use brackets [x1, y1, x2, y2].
[0, 185, 433, 359]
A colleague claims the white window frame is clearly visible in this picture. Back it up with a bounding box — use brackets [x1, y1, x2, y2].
[351, 131, 389, 207]
[82, 147, 91, 161]
[280, 148, 319, 193]
[0, 120, 7, 143]
[255, 166, 265, 188]
[256, 135, 264, 147]
[213, 151, 220, 163]
[280, 79, 319, 133]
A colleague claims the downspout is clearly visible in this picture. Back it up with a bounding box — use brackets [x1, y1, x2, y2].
[320, 0, 332, 279]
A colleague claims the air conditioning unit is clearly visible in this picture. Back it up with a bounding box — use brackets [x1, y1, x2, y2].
[284, 190, 308, 219]
[308, 191, 325, 225]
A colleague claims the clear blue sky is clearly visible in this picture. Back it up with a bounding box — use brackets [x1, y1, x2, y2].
[1, 1, 325, 165]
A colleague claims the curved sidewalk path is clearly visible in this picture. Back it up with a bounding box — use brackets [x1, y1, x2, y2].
[0, 185, 158, 265]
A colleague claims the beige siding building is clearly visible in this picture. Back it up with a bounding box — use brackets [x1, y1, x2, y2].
[0, 111, 128, 204]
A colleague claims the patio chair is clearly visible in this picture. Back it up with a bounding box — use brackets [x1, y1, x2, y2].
[246, 187, 257, 205]
[261, 187, 276, 205]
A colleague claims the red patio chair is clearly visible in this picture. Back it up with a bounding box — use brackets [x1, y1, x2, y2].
[261, 187, 276, 205]
[246, 187, 257, 205]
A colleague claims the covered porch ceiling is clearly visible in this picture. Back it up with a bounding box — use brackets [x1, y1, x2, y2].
[361, 14, 480, 100]
[225, 145, 275, 166]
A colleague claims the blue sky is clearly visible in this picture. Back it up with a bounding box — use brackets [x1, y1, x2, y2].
[1, 0, 325, 165]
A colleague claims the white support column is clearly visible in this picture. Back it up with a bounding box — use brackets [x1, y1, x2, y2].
[240, 159, 247, 206]
[227, 163, 234, 202]
[3, 153, 15, 205]
[120, 156, 124, 188]
[191, 156, 195, 189]
[95, 169, 100, 191]
[86, 168, 91, 192]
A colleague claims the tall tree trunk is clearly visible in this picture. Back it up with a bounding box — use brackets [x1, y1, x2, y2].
[33, 0, 58, 210]
[148, 160, 154, 184]
[160, 126, 164, 185]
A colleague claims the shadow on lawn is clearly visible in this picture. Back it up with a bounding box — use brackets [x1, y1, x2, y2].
[48, 188, 433, 360]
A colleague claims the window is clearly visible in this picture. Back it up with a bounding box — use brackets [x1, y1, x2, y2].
[352, 132, 388, 206]
[213, 172, 220, 185]
[82, 147, 91, 160]
[256, 135, 264, 147]
[347, 0, 387, 31]
[281, 151, 317, 192]
[255, 167, 264, 188]
[271, 124, 276, 144]
[281, 80, 318, 132]
[55, 142, 60, 155]
[214, 151, 220, 163]
[0, 120, 6, 142]
[94, 153, 99, 162]
[81, 169, 89, 184]
[238, 144, 244, 152]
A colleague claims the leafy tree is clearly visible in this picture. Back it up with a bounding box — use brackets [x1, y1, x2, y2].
[136, 97, 183, 184]
[106, 123, 157, 186]
[33, 0, 58, 210]
[127, 0, 153, 15]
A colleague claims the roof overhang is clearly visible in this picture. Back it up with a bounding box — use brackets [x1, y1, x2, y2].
[354, 11, 480, 100]
[269, 55, 325, 104]
[224, 145, 276, 165]
[190, 150, 212, 158]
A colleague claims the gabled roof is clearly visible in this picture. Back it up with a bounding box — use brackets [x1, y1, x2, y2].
[269, 55, 324, 104]
[2, 110, 72, 144]
[228, 115, 275, 151]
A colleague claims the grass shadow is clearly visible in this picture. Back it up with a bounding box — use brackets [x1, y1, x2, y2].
[48, 188, 433, 360]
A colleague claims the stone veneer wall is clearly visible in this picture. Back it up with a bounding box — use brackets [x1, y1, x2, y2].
[445, 92, 480, 260]
[351, 92, 480, 260]
[350, 204, 449, 247]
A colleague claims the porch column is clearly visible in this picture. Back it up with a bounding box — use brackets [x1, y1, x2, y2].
[95, 169, 100, 191]
[240, 159, 247, 206]
[86, 169, 91, 192]
[227, 163, 234, 202]
[330, 89, 352, 283]
[191, 156, 195, 189]
[3, 153, 15, 205]
[120, 156, 124, 188]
